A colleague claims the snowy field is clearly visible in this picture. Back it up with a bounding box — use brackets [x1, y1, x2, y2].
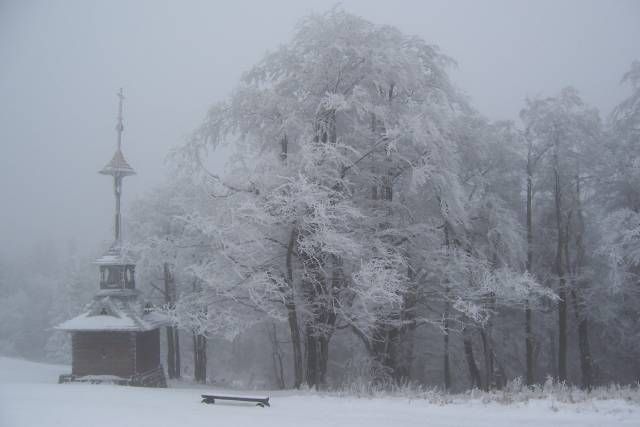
[1, 357, 639, 427]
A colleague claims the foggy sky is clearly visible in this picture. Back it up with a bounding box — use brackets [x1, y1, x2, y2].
[1, 0, 639, 260]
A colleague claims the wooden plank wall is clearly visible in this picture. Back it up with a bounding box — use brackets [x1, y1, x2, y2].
[72, 331, 135, 377]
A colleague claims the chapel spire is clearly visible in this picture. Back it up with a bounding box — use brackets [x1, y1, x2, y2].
[99, 88, 136, 243]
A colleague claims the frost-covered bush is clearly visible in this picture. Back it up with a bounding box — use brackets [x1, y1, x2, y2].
[321, 377, 640, 407]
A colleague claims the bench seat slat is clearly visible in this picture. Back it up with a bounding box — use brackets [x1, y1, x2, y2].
[201, 394, 270, 407]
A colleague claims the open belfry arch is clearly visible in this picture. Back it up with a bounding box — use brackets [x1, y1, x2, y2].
[57, 89, 168, 387]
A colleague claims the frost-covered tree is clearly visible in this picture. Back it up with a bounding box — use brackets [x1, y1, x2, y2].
[128, 177, 227, 382]
[595, 61, 640, 383]
[437, 115, 555, 390]
[521, 87, 602, 387]
[171, 8, 551, 389]
[128, 180, 195, 380]
[176, 8, 466, 387]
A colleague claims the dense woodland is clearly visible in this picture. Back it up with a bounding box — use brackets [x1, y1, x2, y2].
[2, 10, 640, 392]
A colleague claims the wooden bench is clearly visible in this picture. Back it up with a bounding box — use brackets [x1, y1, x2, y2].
[201, 394, 270, 407]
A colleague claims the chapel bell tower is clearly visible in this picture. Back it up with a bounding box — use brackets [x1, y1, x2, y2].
[97, 88, 137, 290]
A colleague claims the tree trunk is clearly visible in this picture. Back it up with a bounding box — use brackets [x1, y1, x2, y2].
[443, 222, 452, 390]
[443, 316, 451, 390]
[480, 327, 494, 391]
[300, 249, 324, 389]
[525, 303, 534, 384]
[163, 263, 180, 379]
[369, 324, 394, 382]
[318, 335, 330, 387]
[285, 228, 303, 389]
[300, 249, 337, 389]
[268, 323, 286, 390]
[174, 328, 181, 379]
[305, 325, 318, 388]
[570, 285, 595, 389]
[305, 314, 335, 389]
[576, 314, 593, 389]
[199, 334, 207, 383]
[368, 273, 417, 384]
[280, 136, 303, 388]
[482, 252, 497, 391]
[525, 151, 535, 386]
[554, 162, 568, 382]
[287, 304, 303, 388]
[571, 172, 594, 389]
[191, 277, 206, 384]
[557, 251, 568, 384]
[193, 333, 207, 384]
[167, 326, 175, 378]
[463, 328, 483, 389]
[549, 329, 558, 379]
[192, 333, 197, 381]
[394, 267, 417, 383]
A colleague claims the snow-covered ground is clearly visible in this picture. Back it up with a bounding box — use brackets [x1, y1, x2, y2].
[1, 356, 639, 427]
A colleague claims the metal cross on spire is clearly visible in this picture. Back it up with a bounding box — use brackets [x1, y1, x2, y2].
[116, 88, 125, 150]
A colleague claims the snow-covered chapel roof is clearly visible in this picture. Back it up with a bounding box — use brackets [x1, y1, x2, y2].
[56, 292, 169, 332]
